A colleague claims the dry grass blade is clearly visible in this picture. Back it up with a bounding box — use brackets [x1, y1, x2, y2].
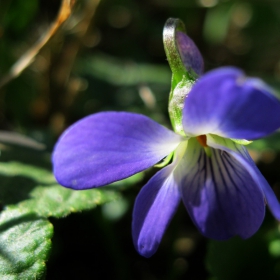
[0, 0, 75, 89]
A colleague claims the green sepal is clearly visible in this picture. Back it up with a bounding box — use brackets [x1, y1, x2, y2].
[154, 152, 174, 168]
[168, 75, 194, 135]
[231, 138, 253, 145]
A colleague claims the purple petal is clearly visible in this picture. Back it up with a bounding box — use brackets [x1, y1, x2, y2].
[132, 164, 181, 257]
[176, 31, 204, 76]
[52, 112, 181, 189]
[208, 135, 280, 221]
[176, 137, 265, 240]
[182, 67, 280, 139]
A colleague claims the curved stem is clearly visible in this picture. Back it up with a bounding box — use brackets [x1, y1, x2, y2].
[163, 18, 187, 84]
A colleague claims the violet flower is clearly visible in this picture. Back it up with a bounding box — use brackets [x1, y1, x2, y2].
[52, 19, 280, 258]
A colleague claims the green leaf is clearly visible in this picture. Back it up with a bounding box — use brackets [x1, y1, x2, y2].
[0, 161, 56, 205]
[0, 161, 55, 185]
[0, 207, 53, 279]
[0, 161, 141, 218]
[0, 159, 134, 278]
[19, 184, 120, 218]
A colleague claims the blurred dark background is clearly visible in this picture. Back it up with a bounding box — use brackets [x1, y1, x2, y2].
[1, 0, 280, 279]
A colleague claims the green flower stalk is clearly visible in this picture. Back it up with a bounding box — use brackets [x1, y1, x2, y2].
[163, 18, 204, 135]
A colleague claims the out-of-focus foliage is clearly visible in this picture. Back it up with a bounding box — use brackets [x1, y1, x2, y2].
[0, 161, 120, 218]
[206, 230, 280, 280]
[1, 0, 280, 279]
